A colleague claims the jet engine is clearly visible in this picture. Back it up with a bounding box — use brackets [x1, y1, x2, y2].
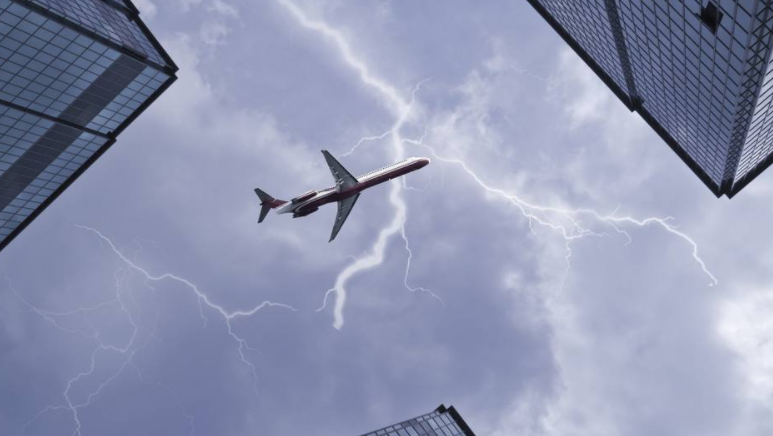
[291, 190, 317, 203]
[293, 207, 318, 218]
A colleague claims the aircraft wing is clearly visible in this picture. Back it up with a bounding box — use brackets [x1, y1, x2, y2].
[322, 150, 358, 191]
[330, 193, 360, 242]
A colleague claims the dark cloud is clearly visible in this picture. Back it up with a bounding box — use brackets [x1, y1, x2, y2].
[2, 1, 773, 436]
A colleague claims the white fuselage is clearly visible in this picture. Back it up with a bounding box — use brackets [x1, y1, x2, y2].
[276, 157, 428, 216]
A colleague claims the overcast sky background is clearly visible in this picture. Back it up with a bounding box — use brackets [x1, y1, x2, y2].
[3, 1, 773, 435]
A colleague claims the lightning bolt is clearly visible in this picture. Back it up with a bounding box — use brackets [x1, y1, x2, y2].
[409, 139, 717, 285]
[77, 225, 297, 390]
[17, 226, 296, 435]
[277, 0, 443, 329]
[277, 0, 717, 330]
[11, 264, 146, 436]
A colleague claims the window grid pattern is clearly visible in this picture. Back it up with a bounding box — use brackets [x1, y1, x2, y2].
[0, 104, 52, 171]
[27, 0, 168, 67]
[359, 158, 410, 179]
[0, 1, 123, 120]
[617, 0, 756, 186]
[735, 3, 773, 183]
[360, 410, 466, 436]
[536, 0, 633, 97]
[0, 1, 174, 250]
[86, 64, 167, 133]
[722, 1, 772, 183]
[0, 118, 106, 240]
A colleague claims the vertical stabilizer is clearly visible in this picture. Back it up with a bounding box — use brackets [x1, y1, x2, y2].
[254, 188, 286, 223]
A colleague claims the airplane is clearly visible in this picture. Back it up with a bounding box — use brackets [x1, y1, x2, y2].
[255, 150, 430, 242]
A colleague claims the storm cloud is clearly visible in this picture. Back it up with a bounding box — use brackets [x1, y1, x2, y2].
[1, 1, 772, 436]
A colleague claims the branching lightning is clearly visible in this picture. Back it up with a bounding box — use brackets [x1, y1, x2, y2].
[408, 139, 718, 285]
[277, 0, 444, 329]
[78, 226, 297, 391]
[16, 226, 296, 435]
[2, 3, 720, 435]
[277, 0, 717, 330]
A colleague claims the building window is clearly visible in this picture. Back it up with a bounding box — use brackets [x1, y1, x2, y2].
[699, 2, 723, 34]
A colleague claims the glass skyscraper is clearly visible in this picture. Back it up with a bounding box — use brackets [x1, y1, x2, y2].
[527, 0, 773, 197]
[0, 0, 176, 250]
[356, 405, 477, 436]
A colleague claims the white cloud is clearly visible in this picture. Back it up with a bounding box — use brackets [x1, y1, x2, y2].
[716, 288, 773, 436]
[430, 44, 743, 436]
[136, 33, 343, 269]
[174, 0, 202, 12]
[551, 49, 617, 129]
[719, 288, 773, 404]
[169, 0, 240, 47]
[201, 0, 240, 47]
[207, 0, 238, 17]
[200, 20, 232, 47]
[133, 0, 157, 18]
[9, 2, 773, 435]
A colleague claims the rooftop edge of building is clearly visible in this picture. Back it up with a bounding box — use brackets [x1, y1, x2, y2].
[10, 0, 179, 75]
[523, 0, 773, 199]
[354, 404, 477, 436]
[0, 0, 178, 253]
[435, 404, 477, 436]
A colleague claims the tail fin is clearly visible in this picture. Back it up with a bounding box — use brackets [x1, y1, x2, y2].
[254, 188, 286, 223]
[258, 204, 271, 224]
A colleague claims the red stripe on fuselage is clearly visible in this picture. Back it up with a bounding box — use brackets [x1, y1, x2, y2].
[294, 158, 428, 214]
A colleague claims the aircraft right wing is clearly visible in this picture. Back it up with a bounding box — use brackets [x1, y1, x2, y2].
[322, 150, 358, 191]
[329, 193, 360, 242]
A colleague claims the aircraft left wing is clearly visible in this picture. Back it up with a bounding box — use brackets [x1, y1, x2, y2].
[322, 150, 358, 191]
[330, 193, 360, 242]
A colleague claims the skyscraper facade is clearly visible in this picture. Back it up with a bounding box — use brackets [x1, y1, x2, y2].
[527, 0, 773, 197]
[356, 405, 476, 436]
[0, 0, 176, 250]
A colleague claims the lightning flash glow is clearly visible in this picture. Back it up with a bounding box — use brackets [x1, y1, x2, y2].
[18, 226, 295, 435]
[276, 0, 717, 330]
[11, 3, 719, 433]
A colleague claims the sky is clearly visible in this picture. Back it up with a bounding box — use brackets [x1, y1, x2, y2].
[3, 1, 773, 435]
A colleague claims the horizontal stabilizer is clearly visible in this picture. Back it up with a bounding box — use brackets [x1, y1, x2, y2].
[258, 204, 271, 223]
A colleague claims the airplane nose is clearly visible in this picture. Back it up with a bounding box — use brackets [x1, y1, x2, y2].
[419, 157, 430, 167]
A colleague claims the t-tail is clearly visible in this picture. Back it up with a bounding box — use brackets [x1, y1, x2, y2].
[254, 188, 287, 223]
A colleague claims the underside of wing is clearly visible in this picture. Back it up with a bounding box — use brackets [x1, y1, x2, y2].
[322, 150, 358, 191]
[330, 193, 360, 242]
